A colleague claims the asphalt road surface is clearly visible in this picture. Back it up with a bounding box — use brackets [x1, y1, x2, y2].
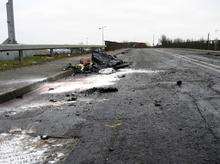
[0, 48, 220, 164]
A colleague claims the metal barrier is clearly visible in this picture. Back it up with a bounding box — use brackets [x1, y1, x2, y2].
[0, 44, 105, 61]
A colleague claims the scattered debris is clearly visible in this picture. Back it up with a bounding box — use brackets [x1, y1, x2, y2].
[63, 63, 74, 71]
[99, 68, 116, 75]
[118, 74, 126, 78]
[108, 147, 115, 152]
[49, 88, 54, 91]
[9, 128, 22, 134]
[68, 103, 76, 107]
[154, 100, 162, 107]
[177, 81, 182, 87]
[82, 87, 118, 95]
[67, 94, 78, 102]
[40, 135, 49, 140]
[4, 111, 17, 118]
[16, 95, 23, 99]
[49, 99, 57, 103]
[73, 64, 84, 74]
[62, 51, 129, 74]
[92, 51, 124, 70]
[75, 112, 80, 116]
[0, 132, 79, 164]
[80, 57, 92, 66]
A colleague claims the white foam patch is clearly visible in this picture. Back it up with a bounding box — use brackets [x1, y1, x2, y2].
[0, 131, 78, 164]
[43, 69, 160, 94]
[0, 133, 47, 163]
[1, 78, 46, 85]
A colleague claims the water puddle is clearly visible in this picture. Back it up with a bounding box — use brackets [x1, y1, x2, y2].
[0, 130, 78, 164]
[42, 69, 160, 94]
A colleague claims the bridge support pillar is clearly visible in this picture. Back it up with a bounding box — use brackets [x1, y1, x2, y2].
[50, 49, 54, 56]
[70, 48, 74, 55]
[18, 50, 23, 62]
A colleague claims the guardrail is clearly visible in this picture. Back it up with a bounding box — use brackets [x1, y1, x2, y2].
[0, 44, 105, 61]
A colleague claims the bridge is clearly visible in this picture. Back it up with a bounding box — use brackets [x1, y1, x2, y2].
[0, 44, 105, 61]
[1, 1, 104, 61]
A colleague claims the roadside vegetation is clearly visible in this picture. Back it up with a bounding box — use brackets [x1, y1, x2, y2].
[158, 35, 220, 50]
[0, 55, 68, 72]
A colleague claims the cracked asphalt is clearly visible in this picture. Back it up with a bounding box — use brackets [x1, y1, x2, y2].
[0, 48, 220, 164]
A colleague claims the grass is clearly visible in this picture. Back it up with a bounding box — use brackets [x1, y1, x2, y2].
[0, 55, 68, 72]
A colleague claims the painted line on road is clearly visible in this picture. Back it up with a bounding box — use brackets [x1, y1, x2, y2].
[154, 49, 220, 73]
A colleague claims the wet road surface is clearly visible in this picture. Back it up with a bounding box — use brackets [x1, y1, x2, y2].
[0, 48, 220, 163]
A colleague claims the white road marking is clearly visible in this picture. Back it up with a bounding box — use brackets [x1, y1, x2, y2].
[154, 49, 220, 73]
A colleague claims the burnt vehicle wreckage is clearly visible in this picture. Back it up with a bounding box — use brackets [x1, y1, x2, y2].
[63, 51, 130, 74]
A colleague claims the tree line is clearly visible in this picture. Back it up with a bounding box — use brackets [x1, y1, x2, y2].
[158, 35, 220, 50]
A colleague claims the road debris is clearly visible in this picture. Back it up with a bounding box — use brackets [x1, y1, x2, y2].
[63, 63, 74, 71]
[154, 100, 162, 107]
[49, 99, 57, 103]
[92, 51, 124, 70]
[177, 80, 182, 87]
[75, 112, 80, 116]
[67, 94, 78, 102]
[40, 135, 49, 140]
[80, 57, 92, 66]
[49, 88, 54, 91]
[73, 64, 85, 74]
[99, 68, 116, 75]
[63, 51, 129, 74]
[108, 147, 115, 152]
[118, 74, 126, 78]
[0, 131, 79, 164]
[82, 87, 118, 95]
[16, 95, 23, 99]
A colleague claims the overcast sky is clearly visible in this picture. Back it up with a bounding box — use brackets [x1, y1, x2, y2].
[0, 0, 220, 45]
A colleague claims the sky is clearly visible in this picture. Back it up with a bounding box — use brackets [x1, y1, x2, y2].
[0, 0, 220, 45]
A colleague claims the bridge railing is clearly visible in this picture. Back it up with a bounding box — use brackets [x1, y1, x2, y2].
[0, 44, 105, 61]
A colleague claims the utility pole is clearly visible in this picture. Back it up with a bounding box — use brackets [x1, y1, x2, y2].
[86, 37, 89, 45]
[207, 32, 210, 50]
[153, 34, 155, 47]
[99, 26, 107, 46]
[3, 0, 17, 44]
[214, 30, 219, 51]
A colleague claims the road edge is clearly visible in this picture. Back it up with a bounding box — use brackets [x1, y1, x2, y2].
[0, 69, 74, 104]
[0, 49, 129, 104]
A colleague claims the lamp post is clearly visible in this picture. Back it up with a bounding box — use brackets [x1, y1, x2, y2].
[153, 34, 155, 47]
[99, 26, 107, 45]
[86, 37, 89, 45]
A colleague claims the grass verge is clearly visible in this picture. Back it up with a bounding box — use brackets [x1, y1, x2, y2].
[0, 55, 68, 72]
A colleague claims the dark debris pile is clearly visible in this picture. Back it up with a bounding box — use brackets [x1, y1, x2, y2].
[63, 51, 129, 74]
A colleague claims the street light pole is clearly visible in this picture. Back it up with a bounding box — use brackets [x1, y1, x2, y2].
[86, 37, 89, 45]
[99, 26, 107, 45]
[153, 34, 155, 47]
